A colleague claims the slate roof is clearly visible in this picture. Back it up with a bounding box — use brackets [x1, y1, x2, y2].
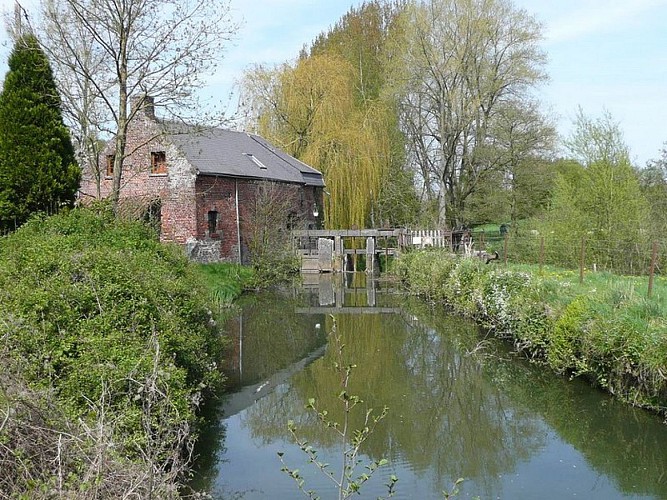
[163, 123, 325, 187]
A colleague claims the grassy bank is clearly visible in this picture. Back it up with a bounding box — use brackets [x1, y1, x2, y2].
[392, 250, 667, 416]
[0, 207, 247, 498]
[196, 261, 254, 305]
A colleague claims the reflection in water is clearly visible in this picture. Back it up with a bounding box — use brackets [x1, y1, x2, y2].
[223, 289, 327, 389]
[192, 274, 667, 499]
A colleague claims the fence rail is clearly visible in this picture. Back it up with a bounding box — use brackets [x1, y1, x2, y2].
[447, 228, 665, 298]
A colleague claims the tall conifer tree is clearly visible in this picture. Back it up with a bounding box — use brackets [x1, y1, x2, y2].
[0, 34, 80, 230]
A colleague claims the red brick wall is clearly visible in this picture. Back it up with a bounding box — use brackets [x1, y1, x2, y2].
[79, 113, 172, 201]
[79, 111, 198, 245]
[195, 176, 322, 262]
[79, 109, 324, 262]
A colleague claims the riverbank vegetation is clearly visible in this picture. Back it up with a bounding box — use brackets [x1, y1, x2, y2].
[197, 262, 254, 305]
[0, 206, 245, 497]
[393, 251, 667, 417]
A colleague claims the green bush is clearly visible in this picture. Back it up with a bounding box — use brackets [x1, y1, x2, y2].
[0, 206, 229, 495]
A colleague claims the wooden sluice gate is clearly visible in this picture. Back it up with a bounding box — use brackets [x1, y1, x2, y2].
[292, 228, 464, 274]
[292, 229, 410, 274]
[297, 271, 402, 314]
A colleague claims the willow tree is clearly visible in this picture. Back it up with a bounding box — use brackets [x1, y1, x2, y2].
[309, 0, 405, 104]
[393, 0, 548, 228]
[242, 54, 392, 229]
[307, 0, 419, 227]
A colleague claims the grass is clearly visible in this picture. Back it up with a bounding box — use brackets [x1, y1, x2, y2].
[392, 250, 667, 416]
[510, 263, 667, 316]
[196, 262, 254, 305]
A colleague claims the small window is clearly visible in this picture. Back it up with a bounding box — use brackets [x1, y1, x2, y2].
[151, 151, 167, 174]
[208, 210, 218, 235]
[287, 212, 297, 230]
[243, 153, 268, 170]
[105, 154, 114, 177]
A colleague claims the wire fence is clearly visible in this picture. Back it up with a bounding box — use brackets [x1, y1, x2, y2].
[407, 227, 666, 297]
[472, 228, 665, 297]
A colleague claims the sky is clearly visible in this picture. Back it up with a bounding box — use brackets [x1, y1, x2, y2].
[0, 0, 666, 166]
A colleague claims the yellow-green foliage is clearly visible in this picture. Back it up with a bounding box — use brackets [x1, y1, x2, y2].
[245, 52, 395, 230]
[393, 251, 667, 415]
[549, 297, 591, 374]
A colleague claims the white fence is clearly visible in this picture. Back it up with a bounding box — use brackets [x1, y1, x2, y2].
[409, 229, 452, 249]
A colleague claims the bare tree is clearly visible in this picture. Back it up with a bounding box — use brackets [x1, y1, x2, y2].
[36, 0, 108, 198]
[393, 0, 547, 227]
[39, 0, 238, 206]
[244, 181, 302, 269]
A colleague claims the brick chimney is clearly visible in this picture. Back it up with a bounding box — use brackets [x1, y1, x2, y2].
[130, 95, 155, 120]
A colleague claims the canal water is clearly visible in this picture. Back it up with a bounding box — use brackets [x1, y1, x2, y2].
[191, 273, 667, 499]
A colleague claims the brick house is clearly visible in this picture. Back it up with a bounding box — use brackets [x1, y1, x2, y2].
[79, 97, 324, 263]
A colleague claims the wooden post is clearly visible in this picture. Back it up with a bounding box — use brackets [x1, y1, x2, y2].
[579, 237, 586, 284]
[366, 276, 377, 307]
[353, 237, 358, 271]
[648, 241, 658, 299]
[366, 236, 376, 275]
[480, 231, 485, 250]
[318, 238, 334, 273]
[334, 236, 343, 272]
[318, 273, 335, 306]
[539, 236, 545, 274]
[503, 233, 509, 265]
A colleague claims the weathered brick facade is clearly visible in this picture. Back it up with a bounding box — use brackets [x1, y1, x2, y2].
[79, 97, 324, 263]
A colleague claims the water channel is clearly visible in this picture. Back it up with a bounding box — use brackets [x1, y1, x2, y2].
[192, 273, 667, 499]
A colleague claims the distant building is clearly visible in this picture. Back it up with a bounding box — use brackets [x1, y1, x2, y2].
[79, 96, 324, 263]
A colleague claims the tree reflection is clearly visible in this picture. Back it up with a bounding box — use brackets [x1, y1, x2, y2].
[493, 352, 667, 498]
[200, 289, 667, 499]
[223, 290, 327, 388]
[242, 306, 544, 496]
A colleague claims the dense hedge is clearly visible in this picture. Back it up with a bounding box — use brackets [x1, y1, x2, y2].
[392, 250, 667, 416]
[0, 206, 227, 497]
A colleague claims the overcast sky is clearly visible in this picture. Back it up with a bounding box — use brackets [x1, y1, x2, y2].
[1, 0, 666, 165]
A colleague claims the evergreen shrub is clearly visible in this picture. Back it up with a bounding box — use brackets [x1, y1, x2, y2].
[0, 34, 80, 230]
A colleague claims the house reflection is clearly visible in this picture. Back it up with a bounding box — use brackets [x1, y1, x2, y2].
[299, 271, 401, 313]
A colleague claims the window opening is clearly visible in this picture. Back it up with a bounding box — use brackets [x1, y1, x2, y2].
[208, 210, 218, 235]
[243, 153, 268, 170]
[287, 212, 297, 230]
[144, 199, 162, 234]
[151, 151, 167, 174]
[105, 154, 114, 177]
